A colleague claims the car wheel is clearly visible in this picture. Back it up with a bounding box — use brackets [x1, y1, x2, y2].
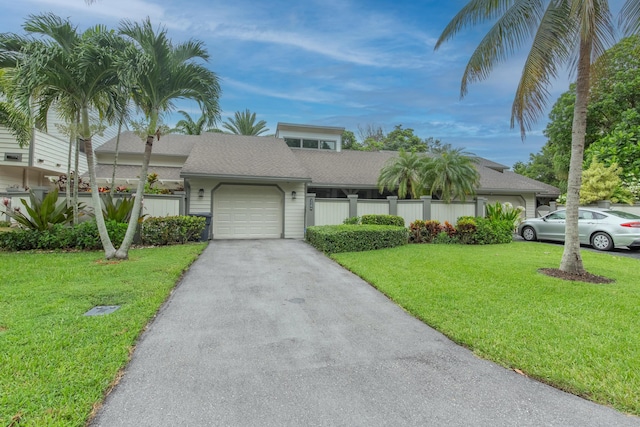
[591, 232, 614, 251]
[521, 226, 537, 241]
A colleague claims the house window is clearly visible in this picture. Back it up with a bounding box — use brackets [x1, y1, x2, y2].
[320, 140, 336, 150]
[284, 137, 337, 150]
[285, 138, 301, 148]
[303, 139, 318, 149]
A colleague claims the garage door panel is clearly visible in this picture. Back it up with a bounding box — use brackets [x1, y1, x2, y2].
[213, 185, 283, 239]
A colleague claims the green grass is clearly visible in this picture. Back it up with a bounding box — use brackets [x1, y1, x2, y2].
[0, 244, 206, 426]
[332, 242, 640, 416]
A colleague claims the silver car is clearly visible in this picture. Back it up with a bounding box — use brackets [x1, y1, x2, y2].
[518, 208, 640, 251]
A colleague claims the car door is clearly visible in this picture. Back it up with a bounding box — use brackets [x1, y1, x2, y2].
[538, 211, 566, 240]
[578, 209, 600, 244]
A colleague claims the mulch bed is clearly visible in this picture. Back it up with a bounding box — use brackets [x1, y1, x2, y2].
[538, 268, 615, 284]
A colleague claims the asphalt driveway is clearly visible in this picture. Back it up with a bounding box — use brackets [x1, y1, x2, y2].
[91, 240, 640, 426]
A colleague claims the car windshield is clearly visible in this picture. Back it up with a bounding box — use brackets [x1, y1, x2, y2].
[603, 210, 640, 219]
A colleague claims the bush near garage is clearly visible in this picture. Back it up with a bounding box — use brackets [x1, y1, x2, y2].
[140, 216, 206, 246]
[306, 224, 408, 254]
[0, 220, 128, 251]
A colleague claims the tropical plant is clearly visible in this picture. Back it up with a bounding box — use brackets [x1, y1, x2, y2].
[1, 13, 125, 257]
[0, 70, 30, 147]
[1, 189, 75, 230]
[435, 0, 637, 274]
[114, 18, 221, 259]
[422, 144, 479, 203]
[580, 159, 633, 204]
[101, 193, 136, 223]
[170, 110, 218, 135]
[485, 202, 525, 230]
[377, 149, 427, 199]
[222, 109, 268, 135]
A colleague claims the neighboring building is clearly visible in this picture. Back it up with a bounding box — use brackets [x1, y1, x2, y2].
[89, 123, 560, 240]
[0, 109, 118, 191]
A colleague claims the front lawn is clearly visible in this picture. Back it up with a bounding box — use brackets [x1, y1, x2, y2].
[332, 242, 640, 416]
[0, 244, 206, 426]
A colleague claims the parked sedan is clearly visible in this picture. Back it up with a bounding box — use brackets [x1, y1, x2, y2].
[518, 208, 640, 251]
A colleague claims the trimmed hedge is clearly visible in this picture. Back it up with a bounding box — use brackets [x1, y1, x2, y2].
[407, 216, 513, 246]
[140, 216, 205, 246]
[360, 214, 405, 227]
[0, 221, 127, 251]
[473, 218, 514, 245]
[306, 224, 408, 254]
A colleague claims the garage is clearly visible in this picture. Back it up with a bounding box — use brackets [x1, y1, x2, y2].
[213, 185, 284, 239]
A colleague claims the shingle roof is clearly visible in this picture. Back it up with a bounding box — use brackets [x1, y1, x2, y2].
[180, 133, 311, 181]
[92, 165, 183, 181]
[96, 131, 197, 156]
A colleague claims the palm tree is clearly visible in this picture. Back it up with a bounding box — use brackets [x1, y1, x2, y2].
[422, 144, 479, 203]
[170, 110, 218, 135]
[377, 149, 426, 199]
[0, 70, 30, 147]
[116, 18, 221, 259]
[1, 14, 123, 258]
[222, 109, 269, 135]
[435, 1, 630, 274]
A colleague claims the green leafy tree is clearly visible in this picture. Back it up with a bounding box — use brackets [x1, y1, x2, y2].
[1, 13, 124, 258]
[436, 0, 627, 274]
[422, 144, 479, 203]
[580, 159, 633, 204]
[222, 109, 268, 135]
[377, 149, 426, 199]
[170, 110, 218, 135]
[341, 129, 360, 150]
[116, 18, 221, 259]
[383, 125, 428, 152]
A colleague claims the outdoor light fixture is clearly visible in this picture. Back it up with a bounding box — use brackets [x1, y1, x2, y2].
[291, 191, 297, 200]
[198, 188, 204, 198]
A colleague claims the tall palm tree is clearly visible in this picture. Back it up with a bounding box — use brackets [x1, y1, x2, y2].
[116, 18, 221, 259]
[222, 109, 269, 135]
[1, 14, 123, 258]
[435, 1, 629, 274]
[0, 70, 30, 147]
[377, 149, 426, 199]
[422, 144, 479, 203]
[170, 110, 218, 135]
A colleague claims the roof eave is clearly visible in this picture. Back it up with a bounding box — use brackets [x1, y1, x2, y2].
[180, 172, 312, 183]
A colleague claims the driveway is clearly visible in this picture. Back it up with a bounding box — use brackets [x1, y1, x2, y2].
[91, 240, 639, 427]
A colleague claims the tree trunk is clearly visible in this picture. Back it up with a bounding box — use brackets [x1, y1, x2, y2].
[115, 133, 154, 259]
[81, 106, 116, 258]
[73, 132, 80, 224]
[560, 36, 591, 274]
[66, 132, 72, 212]
[110, 114, 124, 195]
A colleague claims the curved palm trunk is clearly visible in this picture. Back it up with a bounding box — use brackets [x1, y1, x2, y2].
[110, 114, 124, 195]
[81, 106, 116, 258]
[560, 36, 592, 274]
[115, 133, 154, 259]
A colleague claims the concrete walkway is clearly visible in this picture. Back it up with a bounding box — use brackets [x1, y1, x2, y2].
[91, 240, 639, 426]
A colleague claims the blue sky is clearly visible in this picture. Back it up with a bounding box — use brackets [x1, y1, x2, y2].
[0, 0, 627, 167]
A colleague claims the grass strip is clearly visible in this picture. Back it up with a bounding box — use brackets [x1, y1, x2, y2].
[0, 243, 206, 426]
[332, 242, 640, 416]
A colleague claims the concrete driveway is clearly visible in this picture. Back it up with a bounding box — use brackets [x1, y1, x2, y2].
[91, 240, 639, 427]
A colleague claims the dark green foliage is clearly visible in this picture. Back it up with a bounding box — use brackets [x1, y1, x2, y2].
[0, 220, 10, 227]
[306, 225, 408, 254]
[473, 218, 514, 245]
[455, 217, 477, 245]
[140, 216, 205, 246]
[360, 214, 405, 227]
[342, 216, 361, 225]
[0, 220, 127, 251]
[3, 189, 76, 230]
[101, 193, 136, 223]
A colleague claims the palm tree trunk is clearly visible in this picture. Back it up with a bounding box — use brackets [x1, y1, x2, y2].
[115, 133, 154, 259]
[81, 106, 116, 258]
[560, 36, 591, 274]
[73, 133, 80, 224]
[110, 114, 124, 195]
[66, 132, 72, 211]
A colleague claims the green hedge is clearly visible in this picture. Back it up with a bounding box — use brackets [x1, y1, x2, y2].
[0, 221, 127, 251]
[306, 224, 408, 254]
[473, 218, 514, 244]
[140, 216, 205, 246]
[360, 214, 405, 227]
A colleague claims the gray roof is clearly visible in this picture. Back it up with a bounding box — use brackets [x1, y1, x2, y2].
[180, 133, 310, 181]
[92, 165, 183, 181]
[96, 131, 197, 156]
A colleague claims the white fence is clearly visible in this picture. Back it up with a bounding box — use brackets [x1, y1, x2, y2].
[311, 195, 482, 227]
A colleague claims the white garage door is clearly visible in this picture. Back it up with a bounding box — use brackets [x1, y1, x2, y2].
[213, 185, 283, 239]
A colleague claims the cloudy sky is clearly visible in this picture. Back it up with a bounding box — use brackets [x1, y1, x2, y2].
[0, 0, 627, 167]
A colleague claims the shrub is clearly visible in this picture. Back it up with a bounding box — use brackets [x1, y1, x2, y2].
[102, 193, 137, 223]
[140, 216, 206, 246]
[1, 189, 76, 230]
[0, 220, 127, 251]
[474, 218, 514, 245]
[360, 214, 405, 227]
[456, 217, 477, 244]
[485, 201, 525, 230]
[0, 220, 10, 227]
[433, 231, 458, 244]
[306, 224, 408, 254]
[409, 219, 426, 243]
[343, 216, 360, 225]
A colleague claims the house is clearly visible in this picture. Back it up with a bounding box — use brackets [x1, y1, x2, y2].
[89, 123, 560, 240]
[0, 109, 118, 191]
